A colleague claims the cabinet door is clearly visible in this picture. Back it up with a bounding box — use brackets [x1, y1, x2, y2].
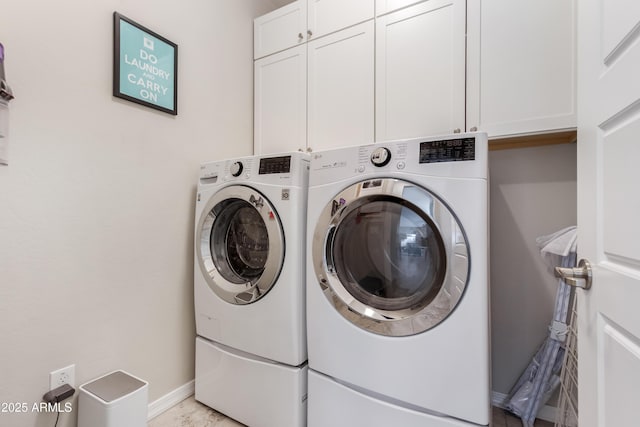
[307, 21, 375, 151]
[466, 0, 576, 138]
[376, 0, 466, 141]
[307, 0, 374, 40]
[376, 0, 427, 16]
[254, 0, 307, 59]
[254, 45, 307, 155]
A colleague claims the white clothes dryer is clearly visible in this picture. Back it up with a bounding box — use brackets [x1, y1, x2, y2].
[306, 134, 490, 427]
[194, 153, 309, 427]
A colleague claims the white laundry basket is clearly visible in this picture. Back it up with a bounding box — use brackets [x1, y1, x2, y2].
[78, 370, 148, 427]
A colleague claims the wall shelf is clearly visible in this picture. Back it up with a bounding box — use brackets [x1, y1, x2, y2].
[488, 129, 577, 151]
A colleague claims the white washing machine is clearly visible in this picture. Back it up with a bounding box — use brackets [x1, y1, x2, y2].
[194, 153, 309, 427]
[306, 134, 490, 427]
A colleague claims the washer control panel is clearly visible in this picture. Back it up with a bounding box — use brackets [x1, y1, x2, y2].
[199, 152, 309, 187]
[259, 155, 291, 175]
[230, 161, 244, 177]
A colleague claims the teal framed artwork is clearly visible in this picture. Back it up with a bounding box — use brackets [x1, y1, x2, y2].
[113, 12, 178, 115]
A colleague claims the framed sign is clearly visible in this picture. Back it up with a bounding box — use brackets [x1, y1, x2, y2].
[113, 12, 178, 115]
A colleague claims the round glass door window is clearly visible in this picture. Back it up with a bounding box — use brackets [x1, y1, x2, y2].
[210, 200, 269, 283]
[197, 186, 284, 304]
[331, 199, 445, 312]
[313, 178, 470, 336]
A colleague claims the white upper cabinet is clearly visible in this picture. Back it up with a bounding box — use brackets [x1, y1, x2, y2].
[254, 1, 375, 155]
[308, 0, 374, 40]
[466, 0, 577, 138]
[254, 1, 307, 59]
[254, 45, 307, 155]
[375, 0, 466, 141]
[375, 0, 427, 16]
[307, 21, 375, 151]
[254, 22, 375, 155]
[254, 0, 374, 59]
[255, 0, 577, 152]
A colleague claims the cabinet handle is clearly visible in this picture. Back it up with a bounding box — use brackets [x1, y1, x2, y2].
[453, 128, 461, 134]
[298, 32, 303, 41]
[307, 29, 313, 38]
[470, 126, 478, 132]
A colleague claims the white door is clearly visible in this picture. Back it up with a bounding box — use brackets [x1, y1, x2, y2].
[577, 1, 640, 426]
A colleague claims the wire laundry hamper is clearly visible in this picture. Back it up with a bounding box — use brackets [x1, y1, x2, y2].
[505, 226, 578, 426]
[555, 289, 579, 427]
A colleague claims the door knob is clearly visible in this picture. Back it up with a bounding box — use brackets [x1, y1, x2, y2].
[555, 259, 592, 290]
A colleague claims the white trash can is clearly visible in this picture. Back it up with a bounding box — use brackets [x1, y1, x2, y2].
[78, 370, 148, 427]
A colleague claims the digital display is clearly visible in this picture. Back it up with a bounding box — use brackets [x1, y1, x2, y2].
[419, 138, 475, 163]
[259, 155, 291, 174]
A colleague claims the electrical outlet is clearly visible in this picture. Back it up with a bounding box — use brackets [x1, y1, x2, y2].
[49, 364, 75, 390]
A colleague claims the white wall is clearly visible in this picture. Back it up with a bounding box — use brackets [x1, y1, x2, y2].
[489, 142, 577, 396]
[0, 1, 276, 426]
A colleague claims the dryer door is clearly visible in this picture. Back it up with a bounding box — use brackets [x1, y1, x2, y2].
[312, 178, 469, 336]
[197, 185, 284, 304]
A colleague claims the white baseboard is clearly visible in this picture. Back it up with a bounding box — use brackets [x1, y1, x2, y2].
[492, 391, 557, 423]
[147, 380, 195, 420]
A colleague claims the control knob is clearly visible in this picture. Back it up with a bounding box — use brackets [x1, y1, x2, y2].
[230, 162, 244, 177]
[370, 147, 391, 167]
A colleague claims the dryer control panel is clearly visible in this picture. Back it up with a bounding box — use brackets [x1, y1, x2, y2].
[419, 137, 475, 163]
[370, 147, 392, 167]
[309, 132, 487, 184]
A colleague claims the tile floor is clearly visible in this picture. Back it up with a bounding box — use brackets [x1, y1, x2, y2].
[149, 396, 555, 427]
[148, 396, 243, 427]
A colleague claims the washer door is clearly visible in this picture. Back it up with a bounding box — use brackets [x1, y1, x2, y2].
[312, 178, 470, 336]
[197, 185, 284, 304]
